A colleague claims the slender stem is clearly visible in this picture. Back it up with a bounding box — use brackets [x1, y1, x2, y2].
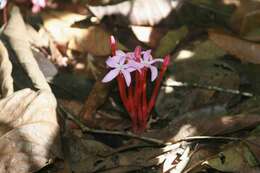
[148, 56, 170, 114]
[117, 75, 130, 113]
[3, 6, 7, 24]
[138, 70, 143, 132]
[110, 36, 116, 55]
[142, 68, 147, 128]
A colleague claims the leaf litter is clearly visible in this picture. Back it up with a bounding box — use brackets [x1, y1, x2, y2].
[0, 1, 260, 173]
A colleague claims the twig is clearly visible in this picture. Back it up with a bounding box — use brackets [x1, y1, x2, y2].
[58, 104, 166, 146]
[59, 103, 244, 146]
[163, 80, 254, 97]
[176, 136, 241, 143]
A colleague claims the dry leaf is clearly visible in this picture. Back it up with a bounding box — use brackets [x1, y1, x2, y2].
[4, 6, 51, 91]
[42, 11, 114, 56]
[208, 29, 260, 64]
[62, 130, 113, 173]
[80, 80, 111, 124]
[230, 0, 260, 41]
[67, 26, 111, 56]
[202, 143, 259, 172]
[154, 26, 188, 57]
[130, 26, 168, 48]
[0, 89, 62, 173]
[0, 41, 13, 98]
[88, 0, 179, 26]
[146, 109, 260, 142]
[42, 11, 86, 45]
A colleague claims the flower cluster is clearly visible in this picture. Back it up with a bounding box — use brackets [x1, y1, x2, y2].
[0, 0, 47, 12]
[102, 36, 170, 133]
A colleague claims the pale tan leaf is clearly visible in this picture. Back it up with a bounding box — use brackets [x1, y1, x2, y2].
[88, 0, 178, 26]
[0, 40, 13, 98]
[3, 6, 51, 91]
[0, 88, 62, 173]
[209, 29, 260, 64]
[42, 10, 118, 56]
[42, 11, 86, 45]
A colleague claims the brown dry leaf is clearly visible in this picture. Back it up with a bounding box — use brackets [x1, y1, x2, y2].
[80, 80, 110, 122]
[230, 0, 260, 41]
[146, 108, 260, 142]
[92, 143, 186, 173]
[62, 130, 113, 173]
[208, 29, 260, 64]
[42, 11, 115, 56]
[0, 88, 62, 173]
[156, 56, 239, 118]
[67, 26, 111, 56]
[201, 143, 259, 173]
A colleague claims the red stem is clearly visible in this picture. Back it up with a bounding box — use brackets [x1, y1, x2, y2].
[141, 68, 147, 129]
[147, 55, 170, 115]
[110, 36, 116, 55]
[3, 5, 7, 24]
[117, 75, 130, 112]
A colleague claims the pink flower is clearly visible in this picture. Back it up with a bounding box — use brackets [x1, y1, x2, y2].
[31, 0, 46, 13]
[102, 52, 136, 86]
[102, 37, 170, 133]
[0, 0, 7, 9]
[141, 50, 163, 81]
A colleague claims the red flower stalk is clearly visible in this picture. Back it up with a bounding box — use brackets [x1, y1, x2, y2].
[103, 36, 170, 133]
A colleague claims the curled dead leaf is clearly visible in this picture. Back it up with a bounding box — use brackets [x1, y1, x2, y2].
[208, 29, 260, 64]
[0, 89, 62, 173]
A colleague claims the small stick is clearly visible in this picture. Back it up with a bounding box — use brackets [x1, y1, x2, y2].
[163, 80, 254, 97]
[59, 104, 243, 146]
[58, 104, 166, 146]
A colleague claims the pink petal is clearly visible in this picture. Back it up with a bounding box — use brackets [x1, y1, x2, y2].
[126, 52, 135, 60]
[128, 60, 143, 70]
[106, 57, 118, 68]
[0, 0, 7, 9]
[126, 67, 137, 73]
[119, 56, 126, 65]
[116, 50, 126, 57]
[143, 50, 152, 61]
[150, 58, 163, 64]
[32, 5, 41, 13]
[32, 0, 46, 7]
[150, 66, 158, 81]
[121, 69, 131, 87]
[102, 69, 120, 83]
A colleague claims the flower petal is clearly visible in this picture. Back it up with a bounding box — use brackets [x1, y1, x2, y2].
[126, 52, 135, 60]
[119, 56, 126, 65]
[128, 60, 144, 70]
[116, 50, 126, 57]
[150, 65, 158, 81]
[0, 0, 7, 9]
[126, 67, 137, 73]
[142, 50, 152, 61]
[102, 69, 120, 83]
[106, 57, 118, 68]
[150, 58, 164, 64]
[121, 69, 131, 87]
